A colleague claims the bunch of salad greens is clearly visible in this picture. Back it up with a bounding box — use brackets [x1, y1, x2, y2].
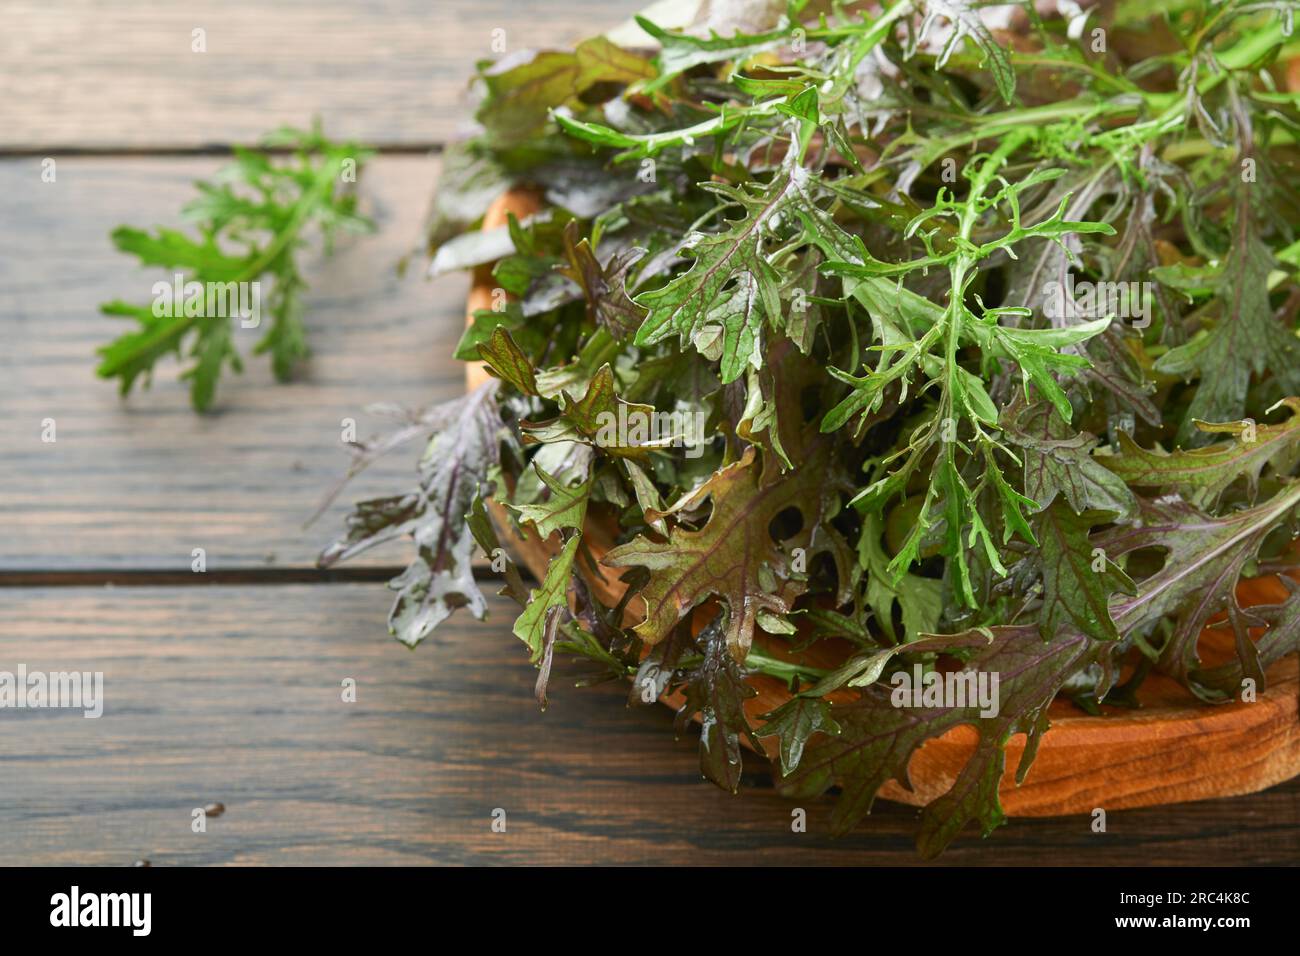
[325, 0, 1300, 853]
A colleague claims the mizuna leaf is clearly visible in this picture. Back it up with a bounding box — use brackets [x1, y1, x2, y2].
[603, 444, 843, 658]
[97, 125, 373, 410]
[859, 515, 943, 643]
[990, 318, 1109, 424]
[1035, 501, 1136, 642]
[507, 463, 592, 538]
[320, 383, 503, 647]
[557, 221, 646, 339]
[475, 38, 654, 146]
[633, 165, 854, 384]
[1100, 481, 1300, 697]
[1154, 188, 1300, 444]
[916, 0, 1016, 103]
[1098, 397, 1300, 507]
[477, 326, 539, 396]
[779, 625, 1108, 854]
[1192, 577, 1300, 696]
[513, 533, 581, 661]
[1010, 401, 1137, 518]
[521, 364, 657, 459]
[673, 614, 763, 792]
[755, 696, 841, 776]
[466, 488, 530, 606]
[636, 15, 789, 93]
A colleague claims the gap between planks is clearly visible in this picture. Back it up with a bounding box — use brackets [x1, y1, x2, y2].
[0, 567, 520, 587]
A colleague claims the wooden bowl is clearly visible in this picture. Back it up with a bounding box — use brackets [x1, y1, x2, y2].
[464, 190, 1300, 817]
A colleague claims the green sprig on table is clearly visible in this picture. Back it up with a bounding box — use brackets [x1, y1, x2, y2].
[97, 122, 373, 411]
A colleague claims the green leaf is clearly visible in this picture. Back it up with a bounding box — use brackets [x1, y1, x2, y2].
[557, 221, 646, 339]
[858, 514, 943, 643]
[1099, 397, 1300, 507]
[522, 364, 660, 459]
[756, 696, 841, 776]
[477, 326, 539, 396]
[508, 464, 593, 538]
[97, 126, 373, 411]
[637, 15, 789, 92]
[634, 166, 855, 384]
[466, 488, 530, 606]
[513, 533, 582, 661]
[1035, 501, 1136, 643]
[991, 318, 1109, 423]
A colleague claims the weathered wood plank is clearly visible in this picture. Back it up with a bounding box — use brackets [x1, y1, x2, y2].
[0, 0, 644, 151]
[1, 585, 1298, 865]
[0, 155, 468, 570]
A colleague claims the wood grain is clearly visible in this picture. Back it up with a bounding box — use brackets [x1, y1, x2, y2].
[0, 0, 644, 152]
[0, 155, 471, 571]
[1, 585, 1298, 865]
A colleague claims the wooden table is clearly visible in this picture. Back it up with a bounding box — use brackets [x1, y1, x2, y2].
[2, 1, 1298, 866]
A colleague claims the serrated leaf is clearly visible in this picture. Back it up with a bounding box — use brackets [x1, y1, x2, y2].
[320, 384, 502, 648]
[634, 165, 855, 384]
[477, 326, 539, 396]
[916, 0, 1016, 103]
[1098, 397, 1300, 507]
[1099, 482, 1300, 697]
[779, 625, 1105, 853]
[991, 318, 1109, 423]
[603, 444, 844, 658]
[97, 126, 372, 410]
[557, 221, 646, 339]
[1010, 401, 1137, 518]
[674, 614, 762, 792]
[1154, 190, 1300, 444]
[1036, 501, 1136, 642]
[475, 38, 653, 145]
